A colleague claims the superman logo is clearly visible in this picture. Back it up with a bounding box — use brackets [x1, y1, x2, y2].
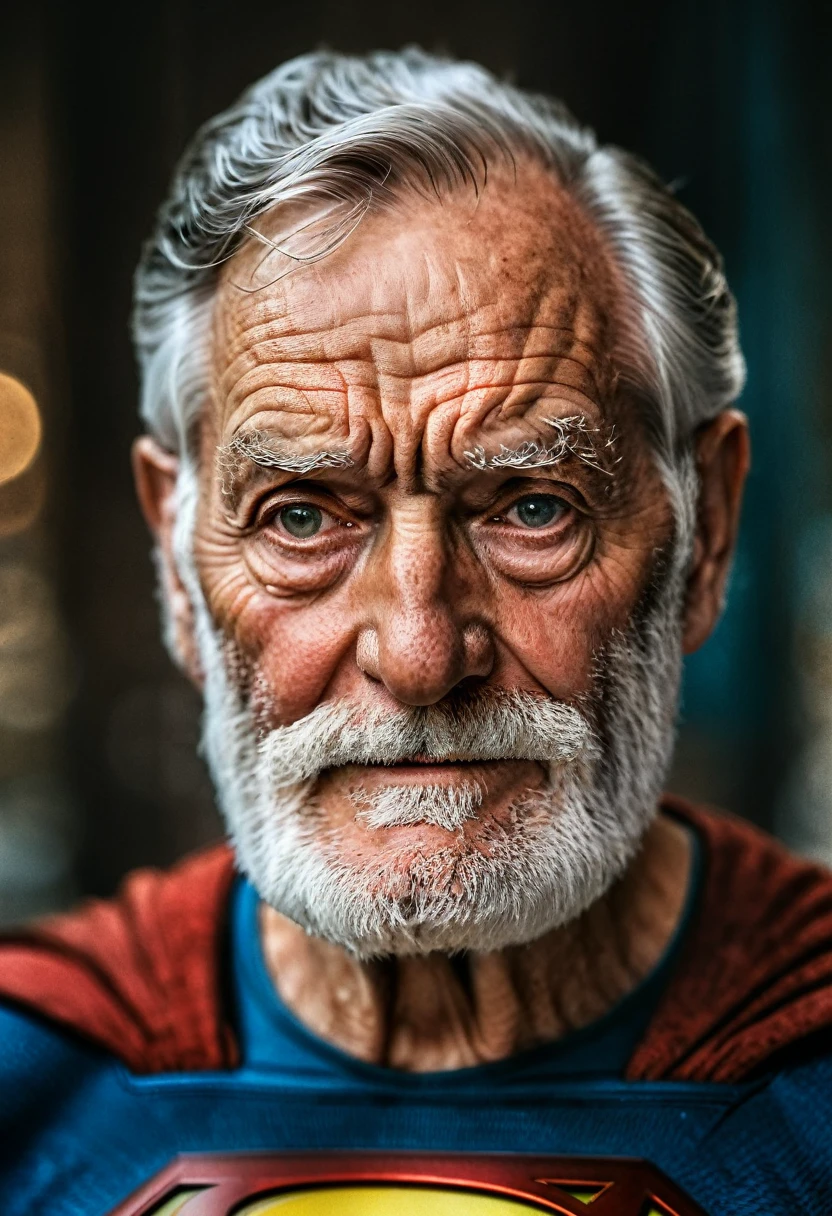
[110, 1151, 705, 1216]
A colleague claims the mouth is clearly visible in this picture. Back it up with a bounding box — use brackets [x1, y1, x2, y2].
[337, 757, 545, 787]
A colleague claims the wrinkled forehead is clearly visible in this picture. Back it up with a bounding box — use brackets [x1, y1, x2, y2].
[207, 164, 629, 475]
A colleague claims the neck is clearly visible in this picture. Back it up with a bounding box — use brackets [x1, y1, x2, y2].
[258, 812, 691, 1072]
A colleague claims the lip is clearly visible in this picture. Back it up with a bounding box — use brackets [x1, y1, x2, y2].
[378, 754, 487, 766]
[338, 758, 545, 788]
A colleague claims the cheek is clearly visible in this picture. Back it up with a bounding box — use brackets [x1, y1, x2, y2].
[199, 550, 358, 724]
[249, 598, 356, 723]
[493, 566, 643, 701]
[495, 594, 596, 700]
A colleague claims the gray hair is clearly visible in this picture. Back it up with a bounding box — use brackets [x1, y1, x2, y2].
[133, 48, 744, 507]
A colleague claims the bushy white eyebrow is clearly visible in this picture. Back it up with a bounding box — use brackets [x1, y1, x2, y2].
[218, 429, 353, 500]
[222, 430, 353, 472]
[464, 415, 615, 475]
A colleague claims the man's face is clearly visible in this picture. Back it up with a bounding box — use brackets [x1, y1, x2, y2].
[181, 165, 680, 953]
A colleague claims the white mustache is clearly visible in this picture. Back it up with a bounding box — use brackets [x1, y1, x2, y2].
[259, 688, 596, 789]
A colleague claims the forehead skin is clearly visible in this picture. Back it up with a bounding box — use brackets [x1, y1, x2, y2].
[208, 161, 628, 486]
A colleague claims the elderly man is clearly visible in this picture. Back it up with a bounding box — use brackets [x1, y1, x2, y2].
[2, 47, 832, 1216]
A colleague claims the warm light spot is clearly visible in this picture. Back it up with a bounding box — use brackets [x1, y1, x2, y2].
[237, 1185, 537, 1215]
[0, 565, 55, 650]
[0, 374, 41, 485]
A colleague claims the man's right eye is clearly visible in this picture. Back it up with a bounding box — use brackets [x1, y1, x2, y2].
[278, 504, 324, 538]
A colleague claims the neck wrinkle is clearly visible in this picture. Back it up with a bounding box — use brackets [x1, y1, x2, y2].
[257, 812, 691, 1072]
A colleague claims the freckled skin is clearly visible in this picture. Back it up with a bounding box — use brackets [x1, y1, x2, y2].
[134, 161, 749, 1070]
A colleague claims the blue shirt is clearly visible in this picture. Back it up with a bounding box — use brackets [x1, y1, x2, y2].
[2, 827, 832, 1215]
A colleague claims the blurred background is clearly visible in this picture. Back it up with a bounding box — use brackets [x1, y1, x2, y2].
[1, 0, 831, 922]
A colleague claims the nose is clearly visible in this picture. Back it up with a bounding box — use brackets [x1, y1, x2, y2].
[356, 502, 494, 706]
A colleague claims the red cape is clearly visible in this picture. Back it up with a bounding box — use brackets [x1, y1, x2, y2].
[2, 798, 832, 1082]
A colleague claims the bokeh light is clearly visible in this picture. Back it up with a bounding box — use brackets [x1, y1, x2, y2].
[0, 565, 74, 732]
[0, 374, 41, 486]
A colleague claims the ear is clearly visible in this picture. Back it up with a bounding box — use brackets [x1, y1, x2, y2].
[682, 409, 750, 654]
[132, 436, 203, 685]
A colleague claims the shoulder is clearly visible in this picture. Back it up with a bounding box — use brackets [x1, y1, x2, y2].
[0, 999, 122, 1193]
[0, 1001, 108, 1121]
[630, 798, 832, 1083]
[678, 1047, 832, 1213]
[0, 1000, 181, 1215]
[0, 1000, 99, 1087]
[0, 844, 238, 1074]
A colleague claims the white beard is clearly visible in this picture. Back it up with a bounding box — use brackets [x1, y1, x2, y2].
[170, 453, 688, 959]
[185, 555, 684, 959]
[352, 781, 485, 832]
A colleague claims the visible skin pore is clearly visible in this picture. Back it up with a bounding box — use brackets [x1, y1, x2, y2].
[134, 162, 749, 1070]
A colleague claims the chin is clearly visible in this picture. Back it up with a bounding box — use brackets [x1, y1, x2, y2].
[230, 782, 646, 959]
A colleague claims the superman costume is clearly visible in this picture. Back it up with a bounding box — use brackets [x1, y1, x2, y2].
[3, 798, 832, 1216]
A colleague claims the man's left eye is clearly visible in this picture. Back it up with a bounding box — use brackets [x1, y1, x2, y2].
[505, 494, 567, 529]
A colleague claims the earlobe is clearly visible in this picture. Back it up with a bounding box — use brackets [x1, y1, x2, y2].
[132, 436, 203, 686]
[682, 410, 750, 654]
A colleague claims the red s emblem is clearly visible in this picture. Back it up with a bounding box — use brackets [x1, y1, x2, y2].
[110, 1151, 705, 1216]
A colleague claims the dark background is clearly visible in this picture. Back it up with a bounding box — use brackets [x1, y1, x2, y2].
[2, 0, 831, 920]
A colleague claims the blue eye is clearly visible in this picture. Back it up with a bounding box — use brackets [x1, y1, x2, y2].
[511, 495, 566, 529]
[280, 504, 323, 538]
